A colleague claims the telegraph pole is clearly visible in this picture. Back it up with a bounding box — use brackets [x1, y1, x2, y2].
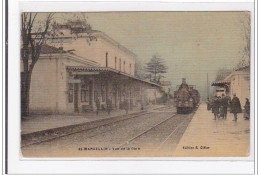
[207, 72, 209, 99]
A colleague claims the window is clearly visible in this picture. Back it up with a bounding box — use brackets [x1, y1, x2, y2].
[119, 59, 121, 71]
[106, 52, 108, 67]
[115, 57, 117, 69]
[81, 81, 89, 102]
[68, 84, 73, 103]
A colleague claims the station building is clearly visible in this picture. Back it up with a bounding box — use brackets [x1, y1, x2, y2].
[22, 29, 161, 114]
[211, 66, 250, 106]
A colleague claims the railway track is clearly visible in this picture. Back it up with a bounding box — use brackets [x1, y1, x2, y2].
[109, 111, 195, 155]
[156, 117, 188, 150]
[22, 105, 174, 148]
[21, 111, 153, 148]
[152, 105, 173, 111]
[116, 113, 178, 148]
[21, 105, 196, 157]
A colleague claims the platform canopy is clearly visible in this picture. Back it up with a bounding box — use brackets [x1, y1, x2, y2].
[211, 80, 231, 86]
[66, 66, 161, 88]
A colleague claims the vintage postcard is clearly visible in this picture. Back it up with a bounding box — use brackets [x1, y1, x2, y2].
[20, 11, 251, 157]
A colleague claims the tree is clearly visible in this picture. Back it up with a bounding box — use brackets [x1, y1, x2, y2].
[21, 13, 55, 116]
[135, 59, 147, 80]
[215, 68, 232, 81]
[21, 12, 94, 116]
[236, 12, 250, 69]
[145, 54, 167, 83]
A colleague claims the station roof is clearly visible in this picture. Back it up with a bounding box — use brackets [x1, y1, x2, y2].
[66, 66, 161, 88]
[235, 65, 250, 71]
[212, 65, 250, 87]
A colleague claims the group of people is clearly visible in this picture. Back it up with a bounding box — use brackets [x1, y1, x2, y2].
[207, 94, 250, 121]
[95, 96, 131, 116]
[95, 96, 113, 115]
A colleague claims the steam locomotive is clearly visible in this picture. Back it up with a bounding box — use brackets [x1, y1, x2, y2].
[174, 78, 200, 114]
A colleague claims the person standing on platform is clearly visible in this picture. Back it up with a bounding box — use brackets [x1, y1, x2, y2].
[124, 98, 129, 114]
[244, 98, 250, 120]
[206, 97, 211, 111]
[95, 96, 101, 115]
[220, 94, 229, 120]
[212, 95, 220, 120]
[106, 96, 113, 115]
[230, 93, 242, 121]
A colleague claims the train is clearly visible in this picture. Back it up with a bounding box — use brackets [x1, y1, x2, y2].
[174, 78, 200, 114]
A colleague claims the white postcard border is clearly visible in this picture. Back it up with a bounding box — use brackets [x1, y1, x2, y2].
[6, 0, 256, 174]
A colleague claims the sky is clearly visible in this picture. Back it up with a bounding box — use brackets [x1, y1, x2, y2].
[36, 12, 250, 100]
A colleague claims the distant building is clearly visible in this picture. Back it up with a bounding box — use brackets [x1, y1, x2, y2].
[211, 66, 250, 107]
[22, 28, 161, 114]
[144, 88, 163, 104]
[160, 81, 171, 94]
[142, 81, 172, 104]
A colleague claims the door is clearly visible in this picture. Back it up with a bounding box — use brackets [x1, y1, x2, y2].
[74, 84, 79, 112]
